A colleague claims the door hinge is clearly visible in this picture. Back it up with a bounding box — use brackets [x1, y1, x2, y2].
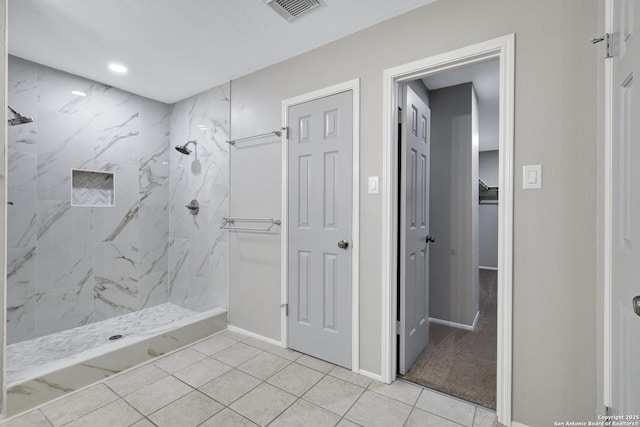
[605, 406, 612, 417]
[591, 33, 613, 59]
[396, 320, 400, 334]
[282, 303, 288, 316]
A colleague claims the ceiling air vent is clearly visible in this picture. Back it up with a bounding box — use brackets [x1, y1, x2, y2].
[265, 0, 322, 22]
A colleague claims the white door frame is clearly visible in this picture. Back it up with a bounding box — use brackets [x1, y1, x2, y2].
[381, 34, 515, 425]
[280, 79, 361, 372]
[602, 0, 614, 409]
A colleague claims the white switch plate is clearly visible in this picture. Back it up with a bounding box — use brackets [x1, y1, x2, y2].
[368, 176, 379, 194]
[523, 165, 542, 189]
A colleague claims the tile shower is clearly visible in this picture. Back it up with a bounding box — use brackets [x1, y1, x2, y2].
[6, 55, 229, 414]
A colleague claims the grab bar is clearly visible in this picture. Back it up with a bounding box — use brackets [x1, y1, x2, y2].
[220, 216, 282, 232]
[226, 128, 287, 146]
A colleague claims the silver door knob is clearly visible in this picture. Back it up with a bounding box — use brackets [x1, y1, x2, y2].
[337, 240, 349, 249]
[426, 235, 436, 243]
[633, 296, 640, 316]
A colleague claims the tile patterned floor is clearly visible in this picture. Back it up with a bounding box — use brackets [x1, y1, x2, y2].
[6, 303, 198, 384]
[1, 330, 501, 427]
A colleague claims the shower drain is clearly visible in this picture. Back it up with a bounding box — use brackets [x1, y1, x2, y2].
[108, 334, 123, 341]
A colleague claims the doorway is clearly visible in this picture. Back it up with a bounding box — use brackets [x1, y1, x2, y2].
[397, 61, 500, 409]
[381, 35, 515, 425]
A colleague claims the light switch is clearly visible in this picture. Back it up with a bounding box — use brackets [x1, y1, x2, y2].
[368, 176, 379, 194]
[523, 165, 542, 189]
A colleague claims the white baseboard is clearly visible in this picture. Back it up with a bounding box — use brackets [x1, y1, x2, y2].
[226, 325, 283, 347]
[479, 266, 498, 271]
[512, 422, 532, 427]
[471, 310, 480, 331]
[429, 311, 480, 332]
[358, 369, 384, 383]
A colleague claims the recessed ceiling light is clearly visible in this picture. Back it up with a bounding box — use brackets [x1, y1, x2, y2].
[108, 63, 128, 74]
[71, 90, 87, 97]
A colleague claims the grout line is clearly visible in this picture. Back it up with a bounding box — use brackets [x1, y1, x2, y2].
[41, 409, 55, 427]
[121, 397, 149, 426]
[263, 389, 299, 426]
[335, 384, 366, 425]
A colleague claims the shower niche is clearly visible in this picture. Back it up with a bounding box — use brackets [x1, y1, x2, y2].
[71, 169, 115, 207]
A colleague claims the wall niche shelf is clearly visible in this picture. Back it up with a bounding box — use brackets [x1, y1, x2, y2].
[71, 169, 115, 207]
[479, 178, 498, 204]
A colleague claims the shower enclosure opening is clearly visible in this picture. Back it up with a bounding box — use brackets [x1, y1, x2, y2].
[5, 55, 230, 416]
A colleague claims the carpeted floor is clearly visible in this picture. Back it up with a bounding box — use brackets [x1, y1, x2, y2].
[401, 269, 497, 409]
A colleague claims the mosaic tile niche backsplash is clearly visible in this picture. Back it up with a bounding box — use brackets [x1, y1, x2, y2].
[6, 55, 229, 344]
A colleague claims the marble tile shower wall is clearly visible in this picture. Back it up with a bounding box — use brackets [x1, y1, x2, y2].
[168, 85, 229, 313]
[6, 56, 229, 345]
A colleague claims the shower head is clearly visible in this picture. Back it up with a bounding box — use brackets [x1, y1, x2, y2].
[175, 140, 197, 155]
[175, 145, 191, 155]
[7, 105, 35, 126]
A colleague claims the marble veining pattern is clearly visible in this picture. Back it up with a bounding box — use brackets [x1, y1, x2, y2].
[168, 84, 229, 312]
[7, 55, 228, 347]
[5, 303, 197, 385]
[6, 56, 176, 344]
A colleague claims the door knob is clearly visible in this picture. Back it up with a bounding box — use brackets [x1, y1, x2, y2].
[337, 239, 349, 249]
[426, 235, 436, 243]
[634, 296, 640, 316]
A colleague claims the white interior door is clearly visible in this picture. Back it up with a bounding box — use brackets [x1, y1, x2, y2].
[287, 91, 353, 369]
[399, 85, 431, 375]
[611, 0, 640, 414]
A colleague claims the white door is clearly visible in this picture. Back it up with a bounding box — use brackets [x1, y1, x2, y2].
[610, 0, 640, 414]
[287, 91, 353, 368]
[399, 85, 431, 375]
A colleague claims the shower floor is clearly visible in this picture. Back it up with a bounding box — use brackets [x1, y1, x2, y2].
[6, 303, 199, 385]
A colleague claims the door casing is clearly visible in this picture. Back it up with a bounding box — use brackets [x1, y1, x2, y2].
[381, 34, 515, 426]
[602, 0, 639, 411]
[281, 79, 361, 373]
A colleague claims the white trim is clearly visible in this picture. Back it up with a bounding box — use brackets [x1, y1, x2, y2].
[226, 325, 283, 347]
[479, 266, 498, 271]
[602, 0, 613, 408]
[472, 310, 480, 330]
[226, 81, 233, 327]
[429, 310, 479, 332]
[381, 34, 515, 426]
[357, 369, 384, 383]
[281, 79, 361, 372]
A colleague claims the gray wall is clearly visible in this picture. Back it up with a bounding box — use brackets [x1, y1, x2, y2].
[428, 83, 479, 326]
[228, 0, 598, 425]
[479, 150, 498, 269]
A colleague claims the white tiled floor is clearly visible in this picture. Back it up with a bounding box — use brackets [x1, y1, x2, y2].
[1, 330, 501, 427]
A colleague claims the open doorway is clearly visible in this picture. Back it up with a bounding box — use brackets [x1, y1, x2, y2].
[396, 59, 500, 409]
[381, 35, 515, 425]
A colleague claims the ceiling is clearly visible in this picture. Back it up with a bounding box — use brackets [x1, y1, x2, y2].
[422, 59, 500, 151]
[9, 0, 437, 104]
